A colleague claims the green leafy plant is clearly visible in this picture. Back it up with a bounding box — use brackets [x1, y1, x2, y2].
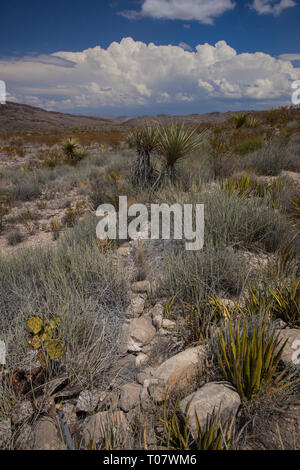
[215, 320, 289, 401]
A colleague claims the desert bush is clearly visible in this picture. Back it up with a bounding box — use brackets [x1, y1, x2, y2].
[160, 246, 248, 306]
[0, 216, 129, 387]
[242, 140, 297, 176]
[6, 227, 24, 246]
[234, 137, 265, 156]
[214, 318, 290, 401]
[9, 178, 42, 201]
[203, 188, 294, 253]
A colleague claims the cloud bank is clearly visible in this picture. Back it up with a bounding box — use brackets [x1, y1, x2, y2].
[1, 37, 299, 113]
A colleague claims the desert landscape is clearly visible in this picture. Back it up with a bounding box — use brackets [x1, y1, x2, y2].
[1, 0, 300, 455]
[0, 101, 299, 450]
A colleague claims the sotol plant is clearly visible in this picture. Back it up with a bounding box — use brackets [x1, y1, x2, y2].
[215, 320, 290, 401]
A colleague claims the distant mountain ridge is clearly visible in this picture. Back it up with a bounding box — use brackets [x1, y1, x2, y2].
[0, 101, 235, 132]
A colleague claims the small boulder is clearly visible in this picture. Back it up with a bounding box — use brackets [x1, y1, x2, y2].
[179, 382, 241, 438]
[153, 314, 163, 329]
[120, 383, 142, 412]
[0, 419, 11, 449]
[32, 416, 66, 450]
[131, 280, 150, 294]
[135, 353, 149, 368]
[81, 410, 128, 447]
[76, 390, 99, 414]
[130, 316, 156, 347]
[161, 319, 176, 329]
[149, 345, 206, 402]
[125, 295, 146, 318]
[11, 400, 34, 426]
[277, 329, 300, 366]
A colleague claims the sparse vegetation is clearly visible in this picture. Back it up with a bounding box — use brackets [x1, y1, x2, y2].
[0, 104, 300, 450]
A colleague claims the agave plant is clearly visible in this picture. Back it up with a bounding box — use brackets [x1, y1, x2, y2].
[215, 319, 289, 402]
[155, 124, 206, 185]
[127, 126, 158, 185]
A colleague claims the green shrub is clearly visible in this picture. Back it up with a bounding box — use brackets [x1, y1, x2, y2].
[234, 137, 264, 156]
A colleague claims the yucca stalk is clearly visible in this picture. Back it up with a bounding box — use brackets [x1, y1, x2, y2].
[216, 320, 288, 402]
[155, 124, 206, 185]
[127, 126, 158, 185]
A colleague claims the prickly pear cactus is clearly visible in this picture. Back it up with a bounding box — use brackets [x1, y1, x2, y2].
[26, 315, 66, 365]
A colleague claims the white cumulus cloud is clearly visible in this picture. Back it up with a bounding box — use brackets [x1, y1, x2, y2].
[0, 37, 299, 112]
[250, 0, 297, 16]
[119, 0, 236, 24]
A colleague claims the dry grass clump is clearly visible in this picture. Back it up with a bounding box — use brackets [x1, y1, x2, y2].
[0, 216, 129, 395]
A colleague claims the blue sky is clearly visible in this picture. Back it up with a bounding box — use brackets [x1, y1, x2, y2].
[1, 0, 299, 116]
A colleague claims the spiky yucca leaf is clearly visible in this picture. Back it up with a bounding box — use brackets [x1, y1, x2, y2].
[62, 137, 78, 156]
[216, 320, 289, 401]
[232, 113, 248, 129]
[269, 279, 300, 327]
[157, 124, 206, 169]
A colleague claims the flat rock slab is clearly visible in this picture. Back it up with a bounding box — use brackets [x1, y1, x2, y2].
[149, 345, 206, 402]
[179, 382, 241, 438]
[277, 329, 300, 366]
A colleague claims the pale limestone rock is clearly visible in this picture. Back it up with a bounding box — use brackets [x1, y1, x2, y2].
[179, 382, 241, 438]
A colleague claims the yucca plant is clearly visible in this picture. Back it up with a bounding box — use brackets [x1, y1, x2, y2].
[62, 137, 84, 165]
[62, 137, 78, 157]
[157, 400, 235, 450]
[215, 319, 289, 402]
[155, 124, 206, 185]
[269, 279, 300, 328]
[127, 126, 158, 185]
[232, 112, 248, 129]
[245, 116, 260, 128]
